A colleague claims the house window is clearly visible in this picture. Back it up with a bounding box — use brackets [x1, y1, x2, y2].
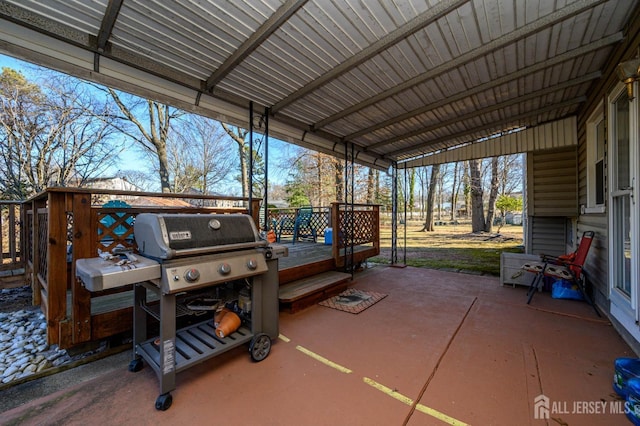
[585, 102, 606, 213]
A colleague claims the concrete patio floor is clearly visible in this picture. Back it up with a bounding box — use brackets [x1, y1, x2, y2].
[1, 265, 634, 425]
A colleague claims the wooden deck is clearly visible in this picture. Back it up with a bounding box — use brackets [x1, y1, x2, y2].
[8, 189, 380, 349]
[277, 241, 334, 270]
[277, 241, 376, 283]
[277, 242, 376, 312]
[278, 241, 377, 270]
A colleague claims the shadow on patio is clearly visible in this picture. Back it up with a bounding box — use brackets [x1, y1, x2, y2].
[1, 265, 633, 425]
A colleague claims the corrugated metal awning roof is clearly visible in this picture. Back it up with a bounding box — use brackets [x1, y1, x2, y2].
[0, 0, 636, 170]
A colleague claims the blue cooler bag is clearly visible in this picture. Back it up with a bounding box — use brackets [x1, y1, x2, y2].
[615, 358, 640, 398]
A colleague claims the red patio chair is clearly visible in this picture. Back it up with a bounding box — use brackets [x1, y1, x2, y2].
[521, 230, 599, 316]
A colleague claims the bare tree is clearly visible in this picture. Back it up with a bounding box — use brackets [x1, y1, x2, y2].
[106, 88, 181, 193]
[499, 154, 524, 195]
[462, 161, 470, 219]
[221, 124, 251, 197]
[408, 168, 416, 219]
[334, 158, 344, 203]
[450, 162, 460, 221]
[436, 163, 449, 221]
[366, 168, 375, 204]
[416, 166, 427, 219]
[469, 159, 485, 232]
[171, 115, 235, 194]
[420, 164, 439, 232]
[484, 157, 500, 232]
[0, 67, 120, 198]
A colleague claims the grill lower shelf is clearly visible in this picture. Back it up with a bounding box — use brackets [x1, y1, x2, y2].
[137, 320, 253, 374]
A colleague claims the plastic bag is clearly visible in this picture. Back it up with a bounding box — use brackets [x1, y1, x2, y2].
[551, 279, 584, 300]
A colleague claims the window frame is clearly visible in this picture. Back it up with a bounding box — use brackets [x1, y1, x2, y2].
[585, 100, 606, 214]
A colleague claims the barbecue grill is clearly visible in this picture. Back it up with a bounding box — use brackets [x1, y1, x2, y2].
[76, 213, 286, 411]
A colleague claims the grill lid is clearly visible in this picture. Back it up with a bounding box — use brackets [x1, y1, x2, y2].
[134, 213, 265, 260]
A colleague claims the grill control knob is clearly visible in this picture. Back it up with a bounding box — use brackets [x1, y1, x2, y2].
[247, 259, 258, 270]
[184, 268, 200, 283]
[218, 263, 231, 275]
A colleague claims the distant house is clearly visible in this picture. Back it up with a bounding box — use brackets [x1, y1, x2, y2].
[82, 176, 142, 192]
[182, 187, 240, 208]
[77, 176, 142, 204]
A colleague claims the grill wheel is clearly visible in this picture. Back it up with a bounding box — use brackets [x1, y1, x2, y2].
[249, 333, 271, 362]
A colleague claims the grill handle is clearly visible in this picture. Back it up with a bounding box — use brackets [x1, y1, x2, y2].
[169, 240, 269, 258]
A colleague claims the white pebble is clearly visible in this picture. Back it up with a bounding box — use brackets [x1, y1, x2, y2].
[2, 373, 16, 383]
[8, 348, 22, 357]
[3, 365, 19, 377]
[36, 360, 50, 372]
[11, 340, 26, 349]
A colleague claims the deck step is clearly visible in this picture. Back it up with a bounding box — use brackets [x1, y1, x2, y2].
[279, 271, 352, 313]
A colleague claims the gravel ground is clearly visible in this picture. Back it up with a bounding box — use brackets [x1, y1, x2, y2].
[0, 286, 33, 313]
[0, 286, 114, 389]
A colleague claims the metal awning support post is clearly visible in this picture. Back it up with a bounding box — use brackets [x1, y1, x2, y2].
[390, 162, 407, 267]
[344, 141, 355, 276]
[391, 163, 398, 265]
[248, 101, 254, 217]
[263, 107, 269, 231]
[249, 103, 269, 231]
[403, 164, 407, 265]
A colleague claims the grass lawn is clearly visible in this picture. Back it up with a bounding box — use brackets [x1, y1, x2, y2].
[370, 220, 525, 276]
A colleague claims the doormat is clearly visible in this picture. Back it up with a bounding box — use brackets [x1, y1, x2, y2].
[319, 289, 387, 314]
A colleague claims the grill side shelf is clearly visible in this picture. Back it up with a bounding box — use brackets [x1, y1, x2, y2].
[136, 320, 253, 374]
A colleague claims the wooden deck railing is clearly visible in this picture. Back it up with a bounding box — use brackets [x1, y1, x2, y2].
[267, 206, 331, 238]
[21, 187, 261, 348]
[269, 203, 380, 269]
[8, 189, 379, 349]
[331, 203, 380, 268]
[0, 200, 24, 288]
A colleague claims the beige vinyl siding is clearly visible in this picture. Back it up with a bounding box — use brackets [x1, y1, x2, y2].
[404, 117, 577, 168]
[526, 147, 578, 217]
[526, 216, 568, 257]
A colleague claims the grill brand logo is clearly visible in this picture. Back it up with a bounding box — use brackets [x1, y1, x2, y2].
[534, 394, 550, 420]
[169, 231, 192, 240]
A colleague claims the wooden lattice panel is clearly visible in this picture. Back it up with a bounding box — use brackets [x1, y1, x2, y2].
[25, 211, 33, 266]
[270, 211, 296, 234]
[37, 211, 48, 279]
[96, 210, 136, 252]
[0, 205, 21, 266]
[269, 208, 330, 236]
[337, 208, 376, 247]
